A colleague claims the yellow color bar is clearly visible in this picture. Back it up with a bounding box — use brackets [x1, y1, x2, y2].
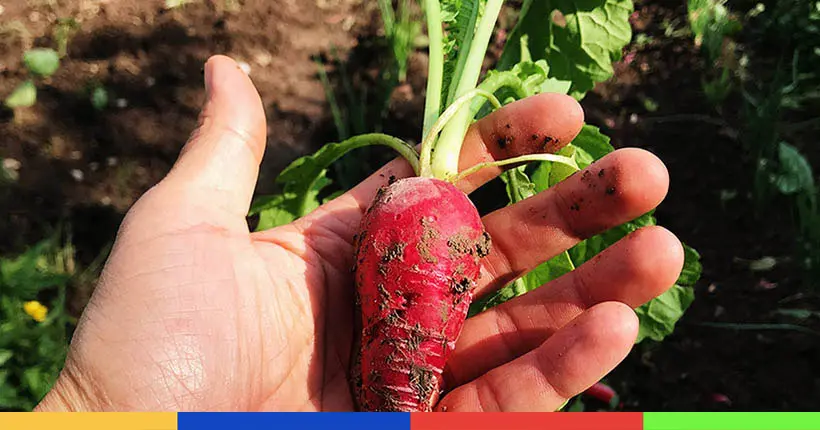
[0, 412, 177, 430]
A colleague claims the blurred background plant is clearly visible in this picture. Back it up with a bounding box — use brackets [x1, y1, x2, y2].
[1, 233, 74, 411]
[687, 0, 820, 286]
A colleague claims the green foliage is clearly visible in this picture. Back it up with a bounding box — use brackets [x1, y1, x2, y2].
[689, 0, 820, 285]
[773, 142, 815, 196]
[687, 0, 741, 105]
[0, 238, 75, 411]
[441, 0, 484, 104]
[498, 0, 633, 98]
[250, 134, 417, 230]
[164, 0, 197, 9]
[635, 284, 695, 343]
[22, 48, 60, 78]
[4, 81, 36, 109]
[688, 0, 741, 64]
[90, 86, 109, 111]
[5, 48, 62, 110]
[380, 0, 422, 82]
[53, 18, 80, 58]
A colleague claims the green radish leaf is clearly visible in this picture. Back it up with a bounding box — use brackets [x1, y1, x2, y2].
[569, 124, 615, 163]
[498, 0, 633, 98]
[4, 81, 37, 108]
[677, 244, 703, 287]
[251, 134, 416, 230]
[0, 349, 13, 367]
[441, 0, 485, 104]
[635, 284, 696, 343]
[773, 142, 815, 195]
[23, 48, 60, 77]
[633, 244, 700, 342]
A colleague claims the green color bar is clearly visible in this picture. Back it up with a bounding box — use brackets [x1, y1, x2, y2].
[645, 413, 820, 430]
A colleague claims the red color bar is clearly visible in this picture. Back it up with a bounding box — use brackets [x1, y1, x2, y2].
[411, 412, 643, 430]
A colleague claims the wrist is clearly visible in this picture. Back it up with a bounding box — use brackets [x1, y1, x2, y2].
[34, 361, 106, 412]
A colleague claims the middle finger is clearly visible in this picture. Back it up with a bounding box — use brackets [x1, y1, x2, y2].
[474, 147, 671, 296]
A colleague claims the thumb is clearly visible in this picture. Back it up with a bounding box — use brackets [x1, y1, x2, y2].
[161, 55, 267, 219]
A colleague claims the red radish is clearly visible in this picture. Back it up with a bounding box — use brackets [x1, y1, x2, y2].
[353, 177, 490, 411]
[348, 0, 581, 412]
[584, 381, 619, 408]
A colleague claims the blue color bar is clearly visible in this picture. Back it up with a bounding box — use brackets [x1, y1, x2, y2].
[178, 412, 410, 430]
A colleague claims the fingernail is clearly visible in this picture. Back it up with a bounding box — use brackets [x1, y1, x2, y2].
[204, 58, 215, 97]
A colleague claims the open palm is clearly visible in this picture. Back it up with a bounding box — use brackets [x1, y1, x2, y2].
[38, 57, 683, 412]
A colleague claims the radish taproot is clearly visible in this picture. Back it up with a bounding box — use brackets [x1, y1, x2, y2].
[349, 0, 580, 411]
[354, 177, 490, 411]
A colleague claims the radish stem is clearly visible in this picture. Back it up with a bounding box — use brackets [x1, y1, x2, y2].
[419, 88, 502, 177]
[445, 0, 482, 106]
[470, 71, 532, 116]
[422, 0, 444, 140]
[453, 153, 579, 182]
[430, 0, 505, 181]
[339, 133, 420, 175]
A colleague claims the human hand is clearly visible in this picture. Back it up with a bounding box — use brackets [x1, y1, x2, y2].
[36, 56, 683, 412]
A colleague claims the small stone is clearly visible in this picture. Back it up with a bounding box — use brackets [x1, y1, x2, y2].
[629, 113, 639, 124]
[100, 196, 112, 206]
[3, 158, 21, 171]
[237, 61, 251, 75]
[146, 77, 156, 87]
[106, 157, 118, 166]
[252, 51, 272, 67]
[29, 11, 41, 22]
[89, 162, 100, 171]
[115, 98, 128, 108]
[2, 158, 21, 181]
[70, 169, 84, 182]
[70, 150, 82, 160]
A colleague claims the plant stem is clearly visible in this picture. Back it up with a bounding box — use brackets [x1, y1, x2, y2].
[470, 70, 532, 116]
[430, 0, 505, 181]
[446, 0, 482, 105]
[315, 58, 348, 140]
[453, 153, 579, 182]
[339, 133, 421, 176]
[422, 0, 444, 140]
[419, 88, 502, 177]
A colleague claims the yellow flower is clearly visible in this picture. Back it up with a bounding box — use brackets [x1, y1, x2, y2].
[23, 301, 48, 322]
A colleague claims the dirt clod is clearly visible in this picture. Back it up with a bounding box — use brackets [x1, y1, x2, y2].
[475, 231, 492, 258]
[542, 135, 555, 148]
[496, 135, 513, 149]
[409, 365, 436, 406]
[417, 217, 440, 263]
[382, 241, 406, 263]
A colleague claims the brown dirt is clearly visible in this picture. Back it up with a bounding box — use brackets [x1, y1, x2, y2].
[1, 0, 375, 257]
[1, 0, 818, 412]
